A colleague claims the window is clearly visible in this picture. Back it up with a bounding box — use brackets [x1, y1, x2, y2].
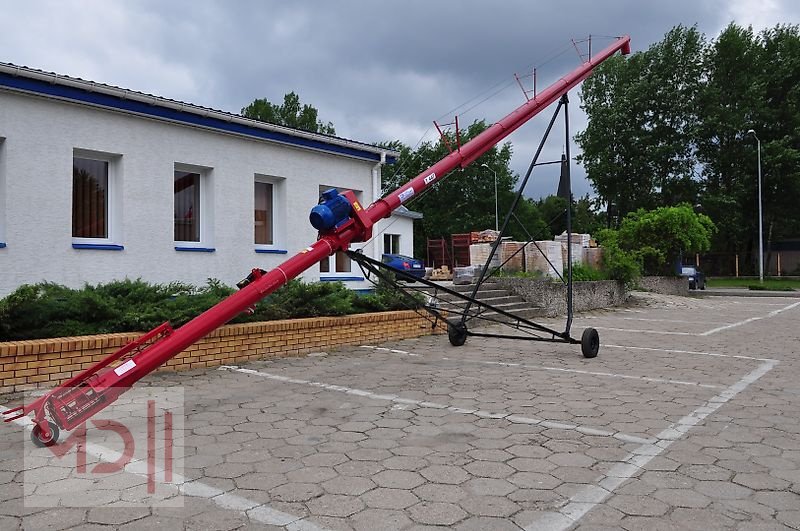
[254, 180, 273, 245]
[384, 234, 400, 255]
[174, 164, 213, 250]
[73, 157, 109, 238]
[174, 170, 201, 242]
[318, 185, 361, 275]
[253, 174, 285, 253]
[72, 149, 121, 248]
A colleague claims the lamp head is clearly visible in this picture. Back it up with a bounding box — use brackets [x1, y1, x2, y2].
[747, 129, 755, 135]
[480, 163, 489, 169]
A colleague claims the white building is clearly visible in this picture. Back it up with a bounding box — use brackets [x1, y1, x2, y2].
[0, 62, 419, 297]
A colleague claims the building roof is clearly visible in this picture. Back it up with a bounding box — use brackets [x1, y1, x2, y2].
[393, 205, 423, 220]
[0, 62, 398, 164]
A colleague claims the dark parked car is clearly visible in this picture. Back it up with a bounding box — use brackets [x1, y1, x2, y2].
[680, 266, 706, 290]
[382, 254, 425, 280]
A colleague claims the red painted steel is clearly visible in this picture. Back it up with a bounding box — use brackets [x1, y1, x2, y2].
[5, 36, 630, 438]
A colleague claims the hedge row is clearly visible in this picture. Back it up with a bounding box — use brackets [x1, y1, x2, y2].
[0, 278, 420, 341]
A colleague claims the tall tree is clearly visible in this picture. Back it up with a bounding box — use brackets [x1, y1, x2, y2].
[577, 26, 706, 224]
[695, 24, 763, 256]
[694, 24, 800, 270]
[578, 23, 800, 274]
[757, 25, 800, 255]
[242, 91, 336, 135]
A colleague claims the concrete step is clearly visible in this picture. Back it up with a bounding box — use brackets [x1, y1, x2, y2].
[416, 281, 544, 328]
[437, 295, 522, 307]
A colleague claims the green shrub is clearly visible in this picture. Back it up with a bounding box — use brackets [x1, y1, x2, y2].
[353, 284, 424, 313]
[616, 204, 716, 276]
[566, 263, 608, 281]
[596, 229, 641, 286]
[0, 278, 420, 341]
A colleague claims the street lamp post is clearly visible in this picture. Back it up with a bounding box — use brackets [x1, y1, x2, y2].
[480, 163, 499, 231]
[747, 129, 764, 283]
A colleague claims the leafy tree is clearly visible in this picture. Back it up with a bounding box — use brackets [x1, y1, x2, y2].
[615, 204, 716, 276]
[578, 23, 800, 275]
[695, 24, 800, 270]
[696, 24, 764, 259]
[596, 204, 715, 283]
[241, 91, 336, 135]
[381, 121, 548, 258]
[595, 228, 641, 286]
[757, 25, 800, 263]
[577, 26, 706, 224]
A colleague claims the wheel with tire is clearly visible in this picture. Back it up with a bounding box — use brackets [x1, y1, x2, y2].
[31, 421, 60, 447]
[581, 328, 600, 358]
[448, 322, 467, 347]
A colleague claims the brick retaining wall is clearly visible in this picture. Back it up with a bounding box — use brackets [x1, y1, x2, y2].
[0, 311, 444, 394]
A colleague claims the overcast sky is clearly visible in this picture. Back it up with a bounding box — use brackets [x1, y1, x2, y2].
[2, 0, 798, 198]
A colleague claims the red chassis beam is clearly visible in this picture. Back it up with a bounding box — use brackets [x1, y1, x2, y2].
[5, 36, 630, 444]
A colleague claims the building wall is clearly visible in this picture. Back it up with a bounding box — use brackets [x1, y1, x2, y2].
[373, 215, 416, 258]
[0, 90, 403, 296]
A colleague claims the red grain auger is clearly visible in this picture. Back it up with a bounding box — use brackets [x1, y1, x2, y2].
[5, 36, 631, 446]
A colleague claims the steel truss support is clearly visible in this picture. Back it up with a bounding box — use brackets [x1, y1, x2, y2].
[347, 251, 579, 348]
[392, 92, 600, 358]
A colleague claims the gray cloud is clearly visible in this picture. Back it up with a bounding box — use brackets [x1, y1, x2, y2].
[2, 0, 798, 199]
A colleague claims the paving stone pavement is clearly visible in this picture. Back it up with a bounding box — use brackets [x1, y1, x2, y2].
[1, 292, 799, 530]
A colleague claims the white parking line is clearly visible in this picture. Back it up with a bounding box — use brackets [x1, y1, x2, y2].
[442, 357, 723, 389]
[590, 326, 696, 336]
[1, 405, 331, 531]
[589, 299, 799, 337]
[522, 359, 778, 531]
[578, 316, 731, 326]
[700, 300, 800, 335]
[720, 299, 794, 306]
[360, 345, 419, 356]
[603, 344, 777, 362]
[220, 366, 653, 445]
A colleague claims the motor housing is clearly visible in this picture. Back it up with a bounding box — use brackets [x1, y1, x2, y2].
[310, 189, 352, 231]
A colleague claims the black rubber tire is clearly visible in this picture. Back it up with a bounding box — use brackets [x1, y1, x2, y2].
[31, 421, 60, 447]
[581, 328, 600, 358]
[448, 323, 468, 347]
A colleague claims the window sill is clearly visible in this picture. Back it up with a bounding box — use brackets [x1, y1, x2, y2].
[319, 276, 365, 282]
[175, 246, 216, 252]
[255, 248, 288, 254]
[72, 243, 124, 251]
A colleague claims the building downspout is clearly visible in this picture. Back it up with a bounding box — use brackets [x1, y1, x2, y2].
[366, 152, 387, 260]
[372, 151, 386, 202]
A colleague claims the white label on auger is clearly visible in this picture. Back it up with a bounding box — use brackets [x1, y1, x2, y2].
[423, 172, 437, 185]
[114, 359, 137, 377]
[398, 187, 415, 203]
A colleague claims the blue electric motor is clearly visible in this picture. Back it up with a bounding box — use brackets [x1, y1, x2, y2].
[310, 188, 352, 231]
